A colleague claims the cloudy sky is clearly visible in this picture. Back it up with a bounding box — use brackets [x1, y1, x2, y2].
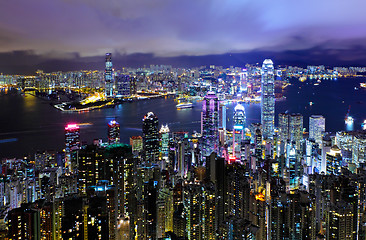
[1, 0, 366, 72]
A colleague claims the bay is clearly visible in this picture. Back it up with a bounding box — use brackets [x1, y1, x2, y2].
[0, 77, 365, 158]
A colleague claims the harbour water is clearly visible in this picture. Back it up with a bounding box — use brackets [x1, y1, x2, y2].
[0, 77, 366, 158]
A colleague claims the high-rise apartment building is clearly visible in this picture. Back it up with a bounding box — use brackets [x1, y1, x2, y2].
[261, 59, 275, 139]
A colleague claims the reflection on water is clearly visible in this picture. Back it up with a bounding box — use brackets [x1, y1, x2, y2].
[1, 77, 366, 158]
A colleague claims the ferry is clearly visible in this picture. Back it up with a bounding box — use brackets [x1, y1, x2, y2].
[345, 105, 354, 125]
[345, 116, 354, 125]
[176, 102, 193, 109]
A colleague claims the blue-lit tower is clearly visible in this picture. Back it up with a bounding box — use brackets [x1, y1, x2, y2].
[201, 91, 219, 160]
[105, 53, 114, 98]
[261, 59, 275, 139]
[232, 103, 246, 160]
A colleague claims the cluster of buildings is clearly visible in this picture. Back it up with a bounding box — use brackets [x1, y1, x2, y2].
[1, 59, 366, 239]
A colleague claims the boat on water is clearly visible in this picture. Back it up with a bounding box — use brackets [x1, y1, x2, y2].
[345, 105, 354, 124]
[362, 120, 366, 130]
[360, 83, 366, 88]
[345, 116, 354, 125]
[176, 102, 193, 109]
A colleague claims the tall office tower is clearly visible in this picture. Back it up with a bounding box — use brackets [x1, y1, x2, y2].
[261, 59, 275, 139]
[233, 103, 246, 160]
[278, 113, 289, 143]
[278, 113, 303, 150]
[288, 113, 303, 150]
[65, 124, 80, 172]
[108, 120, 120, 144]
[352, 133, 366, 167]
[219, 104, 226, 130]
[105, 53, 114, 97]
[309, 115, 325, 145]
[321, 135, 332, 173]
[201, 91, 219, 159]
[115, 75, 130, 97]
[326, 145, 342, 175]
[160, 124, 170, 162]
[142, 112, 160, 162]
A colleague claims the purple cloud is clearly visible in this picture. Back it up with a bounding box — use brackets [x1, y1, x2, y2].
[1, 0, 366, 58]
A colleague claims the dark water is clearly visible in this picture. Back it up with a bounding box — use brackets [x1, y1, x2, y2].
[1, 77, 366, 158]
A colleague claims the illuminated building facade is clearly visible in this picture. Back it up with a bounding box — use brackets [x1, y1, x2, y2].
[278, 113, 303, 150]
[232, 103, 246, 160]
[108, 120, 120, 144]
[201, 91, 219, 159]
[142, 112, 160, 162]
[326, 145, 342, 175]
[160, 124, 170, 161]
[261, 59, 275, 139]
[309, 115, 325, 145]
[115, 75, 130, 97]
[130, 136, 143, 154]
[105, 53, 114, 97]
[65, 124, 80, 172]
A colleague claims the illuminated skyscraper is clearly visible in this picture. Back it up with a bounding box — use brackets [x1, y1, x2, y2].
[105, 53, 114, 97]
[261, 59, 275, 139]
[108, 120, 120, 144]
[65, 124, 80, 172]
[160, 124, 170, 161]
[278, 113, 289, 143]
[142, 112, 160, 162]
[233, 103, 246, 160]
[278, 113, 303, 150]
[288, 113, 303, 150]
[309, 115, 325, 145]
[201, 91, 219, 159]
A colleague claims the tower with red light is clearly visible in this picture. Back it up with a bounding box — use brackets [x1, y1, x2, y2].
[65, 124, 80, 172]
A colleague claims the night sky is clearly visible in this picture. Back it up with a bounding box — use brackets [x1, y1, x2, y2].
[1, 0, 366, 73]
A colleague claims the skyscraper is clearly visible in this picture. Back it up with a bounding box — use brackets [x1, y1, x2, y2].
[309, 115, 325, 145]
[288, 113, 303, 150]
[201, 91, 219, 159]
[160, 124, 170, 161]
[142, 112, 160, 162]
[108, 120, 120, 144]
[65, 123, 80, 172]
[233, 103, 246, 160]
[105, 53, 114, 97]
[278, 113, 303, 150]
[278, 113, 289, 143]
[261, 59, 275, 139]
